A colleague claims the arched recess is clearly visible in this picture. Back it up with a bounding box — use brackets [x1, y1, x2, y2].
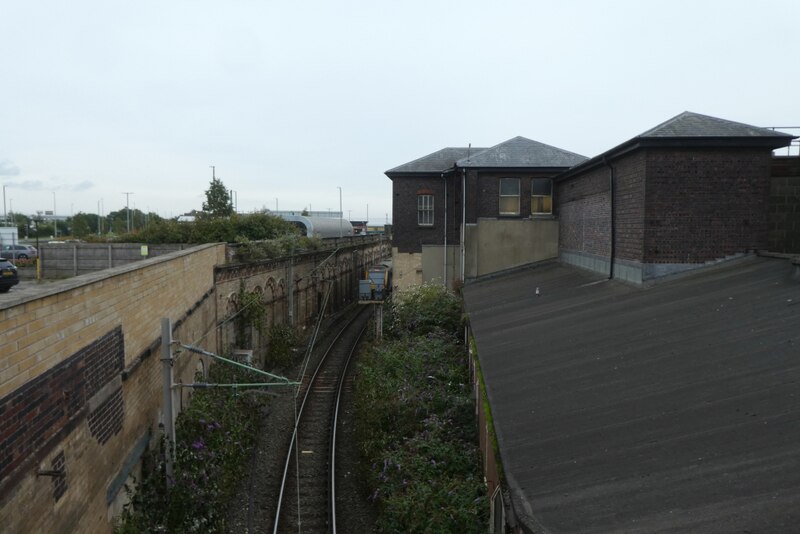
[264, 277, 277, 329]
[223, 292, 239, 349]
[276, 278, 286, 325]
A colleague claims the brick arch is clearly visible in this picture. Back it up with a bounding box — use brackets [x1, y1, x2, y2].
[264, 278, 277, 328]
[226, 292, 238, 316]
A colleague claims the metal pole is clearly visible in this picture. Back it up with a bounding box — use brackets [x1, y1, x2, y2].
[123, 192, 133, 233]
[288, 241, 294, 326]
[160, 318, 175, 480]
[338, 186, 343, 238]
[53, 192, 57, 237]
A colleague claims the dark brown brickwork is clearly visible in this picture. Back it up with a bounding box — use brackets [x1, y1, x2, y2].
[393, 169, 563, 254]
[612, 152, 647, 261]
[392, 174, 460, 253]
[87, 390, 124, 445]
[468, 170, 560, 222]
[559, 148, 775, 268]
[85, 328, 125, 396]
[0, 327, 125, 500]
[769, 157, 800, 253]
[643, 148, 772, 263]
[558, 167, 611, 257]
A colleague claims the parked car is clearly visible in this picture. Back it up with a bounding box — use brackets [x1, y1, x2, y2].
[0, 258, 19, 292]
[0, 244, 38, 260]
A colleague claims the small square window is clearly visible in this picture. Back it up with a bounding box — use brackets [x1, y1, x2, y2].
[531, 178, 553, 214]
[499, 178, 520, 216]
[418, 194, 434, 226]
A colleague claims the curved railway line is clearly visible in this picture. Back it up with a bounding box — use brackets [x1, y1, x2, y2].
[271, 305, 371, 533]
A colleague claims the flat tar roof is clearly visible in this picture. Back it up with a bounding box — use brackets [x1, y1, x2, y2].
[464, 256, 800, 533]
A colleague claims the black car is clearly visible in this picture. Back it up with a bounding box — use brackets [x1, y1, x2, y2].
[0, 259, 19, 293]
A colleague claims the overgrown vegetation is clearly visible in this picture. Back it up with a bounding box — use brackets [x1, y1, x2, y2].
[233, 233, 323, 262]
[354, 284, 488, 532]
[234, 281, 267, 349]
[266, 323, 297, 368]
[114, 361, 270, 533]
[128, 212, 297, 244]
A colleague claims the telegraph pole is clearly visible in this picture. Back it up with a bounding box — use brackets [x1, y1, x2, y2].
[53, 192, 57, 237]
[123, 192, 133, 233]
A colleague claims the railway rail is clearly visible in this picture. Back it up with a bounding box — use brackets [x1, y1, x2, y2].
[271, 305, 370, 533]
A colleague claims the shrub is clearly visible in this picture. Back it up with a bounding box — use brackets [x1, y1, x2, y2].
[114, 361, 269, 533]
[388, 283, 463, 340]
[266, 323, 297, 369]
[354, 285, 487, 531]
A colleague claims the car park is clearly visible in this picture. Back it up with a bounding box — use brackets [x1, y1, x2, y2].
[0, 258, 19, 292]
[0, 244, 38, 260]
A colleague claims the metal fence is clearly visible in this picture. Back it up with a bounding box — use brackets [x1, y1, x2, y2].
[769, 126, 800, 157]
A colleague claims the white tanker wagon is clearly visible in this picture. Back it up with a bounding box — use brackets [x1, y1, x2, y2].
[280, 215, 353, 239]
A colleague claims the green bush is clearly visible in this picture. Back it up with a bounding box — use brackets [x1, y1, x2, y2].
[127, 212, 296, 244]
[388, 283, 463, 340]
[114, 362, 269, 533]
[266, 323, 297, 368]
[354, 285, 487, 532]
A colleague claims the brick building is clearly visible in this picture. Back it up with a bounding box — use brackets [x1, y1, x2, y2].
[386, 137, 587, 289]
[557, 111, 795, 283]
[388, 112, 796, 288]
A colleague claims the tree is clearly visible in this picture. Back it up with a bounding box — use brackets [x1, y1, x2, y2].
[70, 212, 94, 238]
[202, 177, 233, 217]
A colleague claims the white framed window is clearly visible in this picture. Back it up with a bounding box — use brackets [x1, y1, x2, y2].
[417, 194, 434, 226]
[531, 178, 553, 214]
[499, 178, 520, 216]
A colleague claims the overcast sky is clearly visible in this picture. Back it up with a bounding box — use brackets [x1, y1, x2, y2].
[2, 1, 798, 225]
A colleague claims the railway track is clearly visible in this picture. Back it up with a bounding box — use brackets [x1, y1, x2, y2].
[271, 305, 370, 533]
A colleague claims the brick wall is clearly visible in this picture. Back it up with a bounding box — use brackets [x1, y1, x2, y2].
[469, 170, 558, 220]
[558, 166, 611, 258]
[0, 244, 225, 533]
[613, 152, 647, 262]
[644, 148, 772, 263]
[214, 239, 387, 363]
[392, 175, 452, 253]
[769, 157, 800, 253]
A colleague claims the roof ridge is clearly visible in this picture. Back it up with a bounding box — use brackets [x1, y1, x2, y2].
[638, 111, 793, 138]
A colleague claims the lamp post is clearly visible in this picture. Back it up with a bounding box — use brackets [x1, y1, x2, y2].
[123, 192, 133, 233]
[53, 192, 57, 238]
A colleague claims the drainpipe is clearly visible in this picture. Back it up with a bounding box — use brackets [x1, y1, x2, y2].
[442, 172, 447, 288]
[461, 167, 466, 282]
[602, 156, 616, 280]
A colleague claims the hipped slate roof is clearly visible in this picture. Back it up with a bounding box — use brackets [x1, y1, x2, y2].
[639, 111, 793, 139]
[456, 136, 587, 168]
[385, 136, 587, 176]
[385, 147, 485, 175]
[559, 111, 795, 179]
[463, 257, 800, 532]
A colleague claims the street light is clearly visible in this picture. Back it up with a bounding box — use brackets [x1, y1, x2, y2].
[123, 192, 133, 233]
[53, 192, 57, 238]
